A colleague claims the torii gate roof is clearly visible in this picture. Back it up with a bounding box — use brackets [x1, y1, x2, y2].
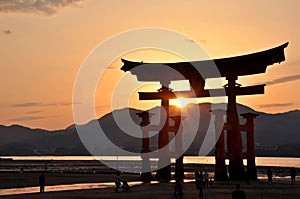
[121, 42, 288, 81]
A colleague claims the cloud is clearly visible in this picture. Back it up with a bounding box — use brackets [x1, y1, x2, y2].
[43, 102, 82, 106]
[59, 102, 82, 106]
[199, 39, 207, 44]
[266, 74, 300, 86]
[259, 103, 294, 109]
[3, 29, 13, 35]
[41, 103, 57, 106]
[186, 39, 194, 43]
[12, 102, 41, 107]
[186, 38, 207, 44]
[0, 0, 84, 15]
[106, 66, 118, 70]
[9, 116, 46, 122]
[12, 101, 81, 108]
[25, 110, 43, 114]
[9, 114, 64, 122]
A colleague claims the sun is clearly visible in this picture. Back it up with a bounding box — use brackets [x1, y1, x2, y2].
[173, 97, 189, 108]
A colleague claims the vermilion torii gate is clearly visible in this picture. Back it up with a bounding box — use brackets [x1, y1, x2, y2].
[121, 42, 288, 180]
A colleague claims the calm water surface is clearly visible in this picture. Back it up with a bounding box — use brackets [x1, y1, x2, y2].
[3, 156, 300, 168]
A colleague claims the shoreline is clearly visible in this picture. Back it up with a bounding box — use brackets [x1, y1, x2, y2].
[1, 158, 298, 173]
[0, 160, 298, 190]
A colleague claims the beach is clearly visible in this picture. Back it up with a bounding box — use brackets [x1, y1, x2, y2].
[0, 175, 299, 199]
[0, 159, 299, 198]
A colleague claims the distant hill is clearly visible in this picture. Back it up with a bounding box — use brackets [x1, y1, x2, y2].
[0, 124, 88, 155]
[0, 103, 300, 157]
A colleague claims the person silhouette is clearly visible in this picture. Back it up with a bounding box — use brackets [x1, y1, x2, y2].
[114, 172, 121, 192]
[267, 168, 273, 184]
[232, 184, 246, 199]
[195, 177, 204, 198]
[39, 173, 45, 193]
[199, 171, 204, 182]
[173, 178, 183, 198]
[290, 167, 297, 184]
[122, 180, 130, 192]
[195, 170, 204, 198]
[195, 171, 200, 180]
[204, 170, 209, 188]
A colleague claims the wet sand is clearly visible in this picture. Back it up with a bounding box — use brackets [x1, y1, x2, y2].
[0, 179, 299, 199]
[0, 160, 299, 198]
[0, 172, 141, 189]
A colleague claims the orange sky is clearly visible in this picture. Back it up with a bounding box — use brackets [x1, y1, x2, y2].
[0, 0, 299, 130]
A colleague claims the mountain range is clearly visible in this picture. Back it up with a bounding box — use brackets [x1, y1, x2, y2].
[1, 103, 300, 157]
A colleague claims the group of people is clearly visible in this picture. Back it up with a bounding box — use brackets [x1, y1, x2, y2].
[114, 172, 131, 192]
[267, 167, 297, 184]
[194, 170, 210, 198]
[173, 170, 211, 198]
[38, 167, 297, 195]
[38, 172, 131, 194]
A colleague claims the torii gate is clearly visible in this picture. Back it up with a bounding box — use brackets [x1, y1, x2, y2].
[120, 42, 288, 180]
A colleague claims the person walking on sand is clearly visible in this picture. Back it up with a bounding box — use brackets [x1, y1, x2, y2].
[204, 170, 209, 188]
[173, 178, 183, 198]
[195, 170, 204, 198]
[39, 172, 45, 193]
[232, 184, 246, 199]
[267, 168, 273, 184]
[290, 167, 297, 184]
[195, 170, 200, 180]
[199, 171, 204, 182]
[195, 176, 204, 198]
[114, 172, 121, 192]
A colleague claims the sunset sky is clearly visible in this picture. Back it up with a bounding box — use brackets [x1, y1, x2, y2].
[1, 0, 300, 130]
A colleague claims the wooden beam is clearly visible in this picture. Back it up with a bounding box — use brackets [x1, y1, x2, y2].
[138, 84, 265, 100]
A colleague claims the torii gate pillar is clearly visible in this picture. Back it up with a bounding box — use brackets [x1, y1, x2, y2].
[226, 76, 246, 180]
[136, 111, 154, 182]
[241, 113, 259, 180]
[171, 115, 185, 180]
[210, 110, 228, 181]
[155, 86, 172, 180]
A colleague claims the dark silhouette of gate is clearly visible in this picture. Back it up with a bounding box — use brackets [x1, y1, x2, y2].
[120, 42, 288, 181]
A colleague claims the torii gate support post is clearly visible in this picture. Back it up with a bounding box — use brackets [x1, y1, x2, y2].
[241, 113, 259, 181]
[210, 110, 228, 181]
[155, 86, 171, 180]
[136, 111, 153, 182]
[171, 115, 184, 180]
[226, 76, 246, 180]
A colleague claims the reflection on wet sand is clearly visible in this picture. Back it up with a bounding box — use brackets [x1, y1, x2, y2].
[0, 181, 143, 196]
